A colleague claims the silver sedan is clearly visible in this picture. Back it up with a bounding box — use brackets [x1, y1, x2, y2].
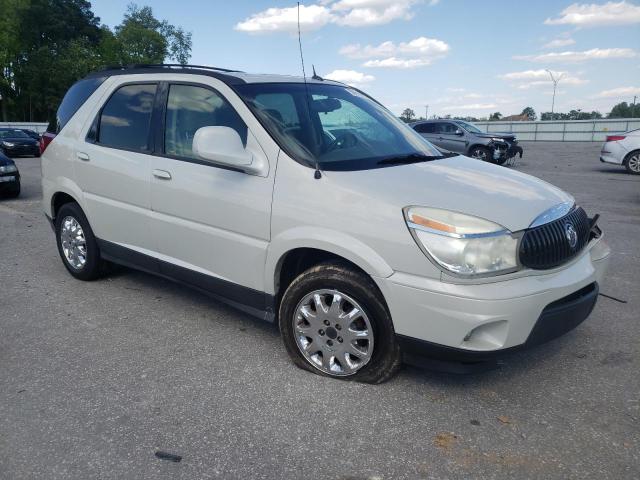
[600, 129, 640, 174]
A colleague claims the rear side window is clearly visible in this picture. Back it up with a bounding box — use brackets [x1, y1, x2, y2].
[50, 77, 106, 134]
[98, 84, 157, 152]
[164, 84, 247, 160]
[414, 123, 435, 134]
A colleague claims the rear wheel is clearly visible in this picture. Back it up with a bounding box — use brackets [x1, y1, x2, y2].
[469, 146, 491, 162]
[55, 202, 107, 280]
[624, 150, 640, 175]
[279, 262, 401, 383]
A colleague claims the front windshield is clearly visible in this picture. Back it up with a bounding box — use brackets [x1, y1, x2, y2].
[236, 83, 442, 170]
[454, 121, 483, 134]
[0, 130, 29, 139]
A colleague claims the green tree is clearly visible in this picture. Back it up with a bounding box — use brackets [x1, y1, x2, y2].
[400, 108, 416, 123]
[0, 1, 192, 122]
[608, 102, 640, 118]
[110, 4, 192, 65]
[488, 112, 502, 121]
[521, 106, 536, 121]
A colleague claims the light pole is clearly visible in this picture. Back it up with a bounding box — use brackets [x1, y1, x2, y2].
[546, 69, 563, 119]
[425, 104, 429, 120]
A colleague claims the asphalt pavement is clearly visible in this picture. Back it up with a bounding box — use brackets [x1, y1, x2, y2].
[1, 142, 638, 479]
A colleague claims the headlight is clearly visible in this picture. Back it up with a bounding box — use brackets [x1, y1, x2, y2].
[491, 138, 507, 143]
[404, 206, 519, 276]
[0, 164, 17, 173]
[2, 141, 15, 147]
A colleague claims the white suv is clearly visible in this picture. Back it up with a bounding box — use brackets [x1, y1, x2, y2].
[42, 65, 610, 382]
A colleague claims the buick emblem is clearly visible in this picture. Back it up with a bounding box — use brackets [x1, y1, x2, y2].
[565, 222, 578, 249]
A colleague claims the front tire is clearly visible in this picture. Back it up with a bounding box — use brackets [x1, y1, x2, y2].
[279, 262, 401, 383]
[469, 146, 491, 162]
[55, 202, 106, 280]
[624, 150, 640, 175]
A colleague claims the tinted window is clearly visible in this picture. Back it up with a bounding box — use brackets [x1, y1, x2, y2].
[98, 84, 157, 151]
[436, 122, 457, 134]
[51, 77, 106, 133]
[414, 123, 436, 134]
[0, 129, 29, 139]
[164, 84, 247, 159]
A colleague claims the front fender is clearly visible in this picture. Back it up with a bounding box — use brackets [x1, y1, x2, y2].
[264, 226, 394, 294]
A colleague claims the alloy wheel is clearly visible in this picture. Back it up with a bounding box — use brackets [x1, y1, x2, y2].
[293, 289, 374, 376]
[60, 216, 87, 269]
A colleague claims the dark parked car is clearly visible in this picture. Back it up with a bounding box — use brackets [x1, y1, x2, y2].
[0, 128, 40, 157]
[0, 150, 20, 197]
[19, 128, 41, 140]
[410, 119, 522, 165]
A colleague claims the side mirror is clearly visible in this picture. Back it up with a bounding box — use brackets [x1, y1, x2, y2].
[193, 126, 252, 168]
[455, 129, 464, 136]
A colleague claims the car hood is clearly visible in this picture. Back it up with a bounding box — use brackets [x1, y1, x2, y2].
[475, 133, 516, 140]
[0, 153, 15, 166]
[1, 137, 38, 145]
[325, 155, 573, 232]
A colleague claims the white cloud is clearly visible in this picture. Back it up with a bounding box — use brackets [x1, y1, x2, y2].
[543, 38, 576, 49]
[594, 86, 640, 98]
[340, 36, 450, 68]
[515, 48, 637, 62]
[332, 0, 418, 26]
[340, 37, 450, 58]
[324, 69, 375, 85]
[235, 0, 424, 33]
[499, 69, 588, 89]
[545, 1, 640, 27]
[441, 103, 498, 111]
[363, 57, 434, 68]
[235, 4, 333, 33]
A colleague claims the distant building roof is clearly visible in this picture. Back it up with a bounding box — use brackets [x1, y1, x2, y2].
[501, 114, 529, 121]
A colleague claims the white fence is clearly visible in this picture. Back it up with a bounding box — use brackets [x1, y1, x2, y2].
[0, 122, 49, 133]
[472, 118, 640, 142]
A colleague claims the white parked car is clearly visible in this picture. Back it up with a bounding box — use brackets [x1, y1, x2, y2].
[41, 65, 610, 382]
[600, 129, 640, 174]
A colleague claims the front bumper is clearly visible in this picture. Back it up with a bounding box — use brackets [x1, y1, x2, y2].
[0, 172, 20, 191]
[374, 237, 610, 369]
[2, 144, 39, 157]
[490, 141, 523, 160]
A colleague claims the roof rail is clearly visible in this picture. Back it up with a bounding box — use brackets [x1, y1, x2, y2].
[97, 63, 243, 73]
[84, 63, 248, 85]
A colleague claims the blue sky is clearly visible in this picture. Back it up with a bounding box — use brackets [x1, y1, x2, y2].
[92, 0, 640, 118]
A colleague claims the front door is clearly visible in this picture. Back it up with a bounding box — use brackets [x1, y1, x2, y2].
[149, 82, 274, 311]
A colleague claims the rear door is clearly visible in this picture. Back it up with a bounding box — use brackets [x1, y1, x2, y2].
[76, 82, 158, 253]
[413, 122, 439, 146]
[149, 81, 274, 308]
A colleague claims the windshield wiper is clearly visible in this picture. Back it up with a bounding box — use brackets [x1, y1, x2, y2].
[377, 152, 457, 165]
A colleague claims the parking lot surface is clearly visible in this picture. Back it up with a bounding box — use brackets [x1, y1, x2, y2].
[1, 142, 638, 479]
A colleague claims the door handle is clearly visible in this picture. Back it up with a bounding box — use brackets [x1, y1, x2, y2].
[153, 169, 172, 180]
[77, 152, 90, 161]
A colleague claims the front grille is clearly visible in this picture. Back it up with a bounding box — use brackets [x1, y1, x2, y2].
[519, 206, 591, 270]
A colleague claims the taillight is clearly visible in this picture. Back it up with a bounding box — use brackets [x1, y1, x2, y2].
[606, 135, 626, 142]
[40, 132, 56, 154]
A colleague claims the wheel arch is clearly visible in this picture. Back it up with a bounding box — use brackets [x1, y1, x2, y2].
[266, 228, 394, 301]
[51, 191, 81, 219]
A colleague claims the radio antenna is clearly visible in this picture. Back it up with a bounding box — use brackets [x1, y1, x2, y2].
[297, 2, 321, 179]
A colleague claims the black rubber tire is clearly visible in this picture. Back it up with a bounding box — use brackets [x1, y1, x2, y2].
[495, 155, 508, 166]
[7, 182, 20, 198]
[623, 150, 640, 175]
[55, 202, 106, 281]
[469, 146, 492, 163]
[279, 261, 402, 384]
